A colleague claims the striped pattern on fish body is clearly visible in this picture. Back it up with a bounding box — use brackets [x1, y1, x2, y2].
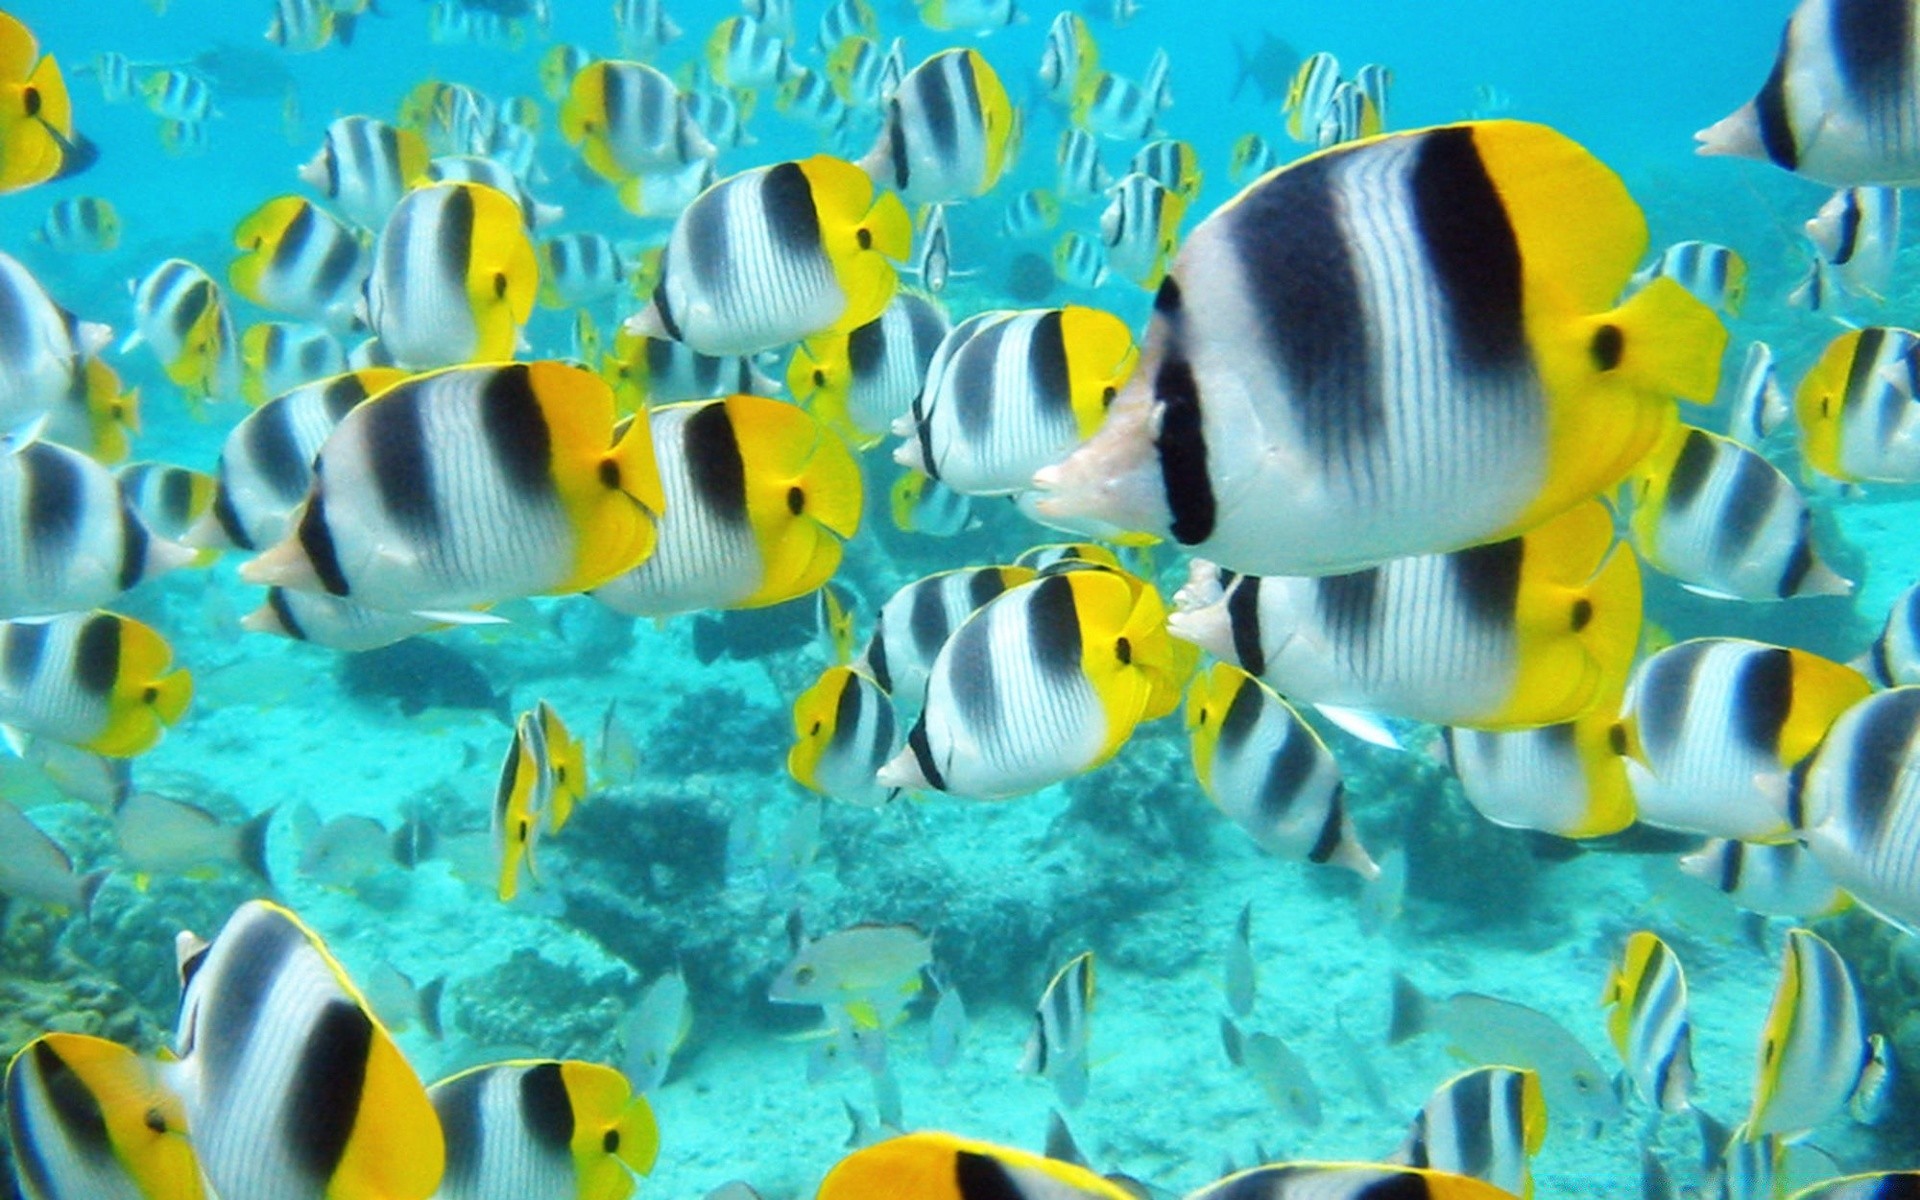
[1191, 1163, 1531, 1199]
[1, 440, 189, 619]
[166, 901, 443, 1200]
[1186, 662, 1377, 877]
[1130, 138, 1202, 201]
[789, 664, 902, 807]
[1748, 928, 1869, 1138]
[1631, 240, 1747, 315]
[365, 182, 537, 370]
[1795, 685, 1920, 932]
[494, 707, 551, 902]
[1053, 231, 1108, 290]
[861, 49, 1017, 205]
[1679, 839, 1850, 919]
[1072, 69, 1157, 142]
[229, 196, 369, 330]
[1807, 186, 1901, 297]
[129, 258, 241, 402]
[242, 362, 664, 614]
[880, 568, 1172, 798]
[1865, 580, 1920, 687]
[632, 155, 911, 357]
[1316, 80, 1372, 148]
[423, 156, 563, 232]
[240, 322, 347, 406]
[818, 1132, 1138, 1200]
[1230, 134, 1278, 184]
[1018, 952, 1094, 1109]
[1284, 52, 1341, 143]
[1601, 932, 1694, 1114]
[707, 17, 792, 91]
[1394, 1066, 1546, 1200]
[1055, 127, 1112, 202]
[300, 116, 430, 230]
[1099, 171, 1184, 288]
[430, 1059, 658, 1200]
[140, 70, 211, 123]
[857, 563, 1036, 709]
[776, 67, 850, 133]
[0, 611, 190, 757]
[242, 586, 440, 651]
[789, 288, 950, 448]
[198, 368, 406, 552]
[1730, 341, 1790, 448]
[1002, 189, 1061, 239]
[817, 0, 878, 56]
[1698, 0, 1920, 186]
[4, 1033, 203, 1200]
[603, 330, 775, 410]
[1170, 501, 1640, 730]
[116, 461, 213, 546]
[538, 232, 628, 309]
[898, 306, 1137, 497]
[1441, 704, 1636, 839]
[1032, 121, 1726, 578]
[1621, 638, 1870, 840]
[590, 394, 862, 617]
[1795, 326, 1920, 482]
[36, 197, 119, 253]
[1626, 424, 1849, 601]
[825, 36, 890, 110]
[1039, 11, 1100, 106]
[561, 60, 714, 183]
[0, 252, 90, 428]
[615, 0, 681, 54]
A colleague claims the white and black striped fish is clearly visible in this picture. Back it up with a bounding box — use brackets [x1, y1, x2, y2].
[140, 70, 212, 123]
[1805, 186, 1901, 300]
[789, 665, 902, 808]
[365, 182, 539, 370]
[1678, 839, 1849, 920]
[0, 610, 191, 758]
[300, 116, 429, 229]
[1071, 69, 1157, 142]
[560, 60, 715, 185]
[538, 232, 628, 309]
[115, 462, 213, 546]
[1169, 502, 1641, 731]
[229, 196, 369, 330]
[1621, 638, 1870, 840]
[1098, 171, 1184, 289]
[1018, 952, 1094, 1110]
[1795, 686, 1920, 933]
[1795, 326, 1920, 483]
[603, 330, 777, 409]
[1185, 662, 1378, 877]
[628, 156, 911, 358]
[127, 258, 241, 403]
[856, 564, 1037, 712]
[1630, 240, 1747, 315]
[0, 253, 108, 438]
[241, 362, 664, 615]
[165, 901, 444, 1200]
[1392, 1066, 1546, 1199]
[422, 156, 564, 232]
[1602, 932, 1695, 1114]
[1700, 0, 1920, 185]
[195, 368, 407, 552]
[895, 306, 1137, 498]
[1626, 425, 1850, 602]
[877, 568, 1176, 799]
[1038, 11, 1099, 106]
[0, 439, 189, 620]
[1862, 580, 1920, 687]
[428, 1060, 658, 1200]
[240, 321, 348, 406]
[1440, 707, 1637, 839]
[590, 395, 861, 617]
[1729, 341, 1789, 448]
[242, 586, 440, 652]
[1033, 122, 1727, 578]
[1055, 127, 1112, 203]
[1052, 231, 1108, 291]
[34, 197, 119, 253]
[860, 49, 1018, 205]
[4, 1033, 200, 1200]
[1746, 928, 1870, 1138]
[706, 16, 793, 91]
[789, 288, 951, 449]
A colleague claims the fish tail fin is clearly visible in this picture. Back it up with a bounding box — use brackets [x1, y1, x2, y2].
[78, 868, 109, 919]
[236, 807, 275, 885]
[418, 976, 445, 1039]
[1386, 972, 1427, 1045]
[1599, 276, 1727, 406]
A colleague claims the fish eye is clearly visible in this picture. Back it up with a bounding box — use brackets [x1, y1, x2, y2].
[787, 486, 805, 515]
[603, 1129, 620, 1153]
[1115, 636, 1132, 665]
[1821, 397, 1833, 418]
[813, 369, 827, 387]
[809, 720, 821, 736]
[1575, 1076, 1592, 1092]
[1590, 324, 1624, 371]
[1570, 599, 1593, 631]
[1608, 723, 1627, 754]
[23, 86, 39, 117]
[142, 685, 160, 703]
[252, 236, 264, 250]
[796, 965, 815, 985]
[856, 228, 872, 250]
[518, 818, 531, 842]
[599, 460, 621, 489]
[144, 1107, 167, 1133]
[1102, 387, 1116, 408]
[493, 272, 509, 300]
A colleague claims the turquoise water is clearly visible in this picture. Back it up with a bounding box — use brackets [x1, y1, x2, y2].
[3, 1, 1920, 1198]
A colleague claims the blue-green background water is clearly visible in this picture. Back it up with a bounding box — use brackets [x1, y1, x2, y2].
[5, 1, 1920, 1198]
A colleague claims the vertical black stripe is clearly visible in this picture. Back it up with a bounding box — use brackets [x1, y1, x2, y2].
[480, 365, 554, 499]
[1452, 537, 1525, 630]
[954, 1150, 1026, 1200]
[1730, 646, 1793, 757]
[74, 614, 121, 697]
[298, 489, 352, 596]
[1027, 574, 1082, 681]
[363, 384, 441, 538]
[520, 1062, 575, 1151]
[117, 500, 150, 591]
[1028, 311, 1072, 417]
[197, 909, 303, 1097]
[23, 443, 85, 554]
[1663, 429, 1716, 513]
[1414, 128, 1528, 373]
[1840, 689, 1920, 846]
[433, 1069, 487, 1187]
[1829, 0, 1912, 113]
[286, 1001, 373, 1183]
[1226, 576, 1267, 677]
[1151, 281, 1217, 545]
[3, 620, 50, 689]
[1755, 27, 1800, 170]
[682, 402, 749, 525]
[763, 161, 825, 260]
[272, 201, 318, 273]
[1306, 784, 1347, 863]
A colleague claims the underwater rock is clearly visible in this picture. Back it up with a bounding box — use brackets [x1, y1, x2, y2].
[651, 686, 789, 777]
[454, 946, 630, 1063]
